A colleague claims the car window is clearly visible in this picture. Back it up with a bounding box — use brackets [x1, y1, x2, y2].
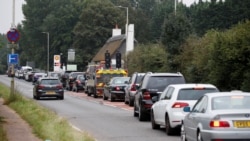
[212, 95, 250, 110]
[146, 76, 185, 91]
[164, 87, 175, 100]
[192, 96, 207, 113]
[135, 75, 144, 84]
[177, 88, 218, 100]
[41, 79, 60, 85]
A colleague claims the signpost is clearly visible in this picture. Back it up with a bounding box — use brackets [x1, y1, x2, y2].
[7, 27, 20, 100]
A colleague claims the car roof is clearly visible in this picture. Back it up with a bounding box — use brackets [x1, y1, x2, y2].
[168, 83, 217, 89]
[205, 91, 250, 98]
[149, 72, 183, 77]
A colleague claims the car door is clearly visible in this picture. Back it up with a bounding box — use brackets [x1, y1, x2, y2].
[158, 87, 174, 124]
[185, 96, 208, 141]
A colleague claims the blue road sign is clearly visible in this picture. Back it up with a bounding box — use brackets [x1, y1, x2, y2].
[8, 54, 19, 64]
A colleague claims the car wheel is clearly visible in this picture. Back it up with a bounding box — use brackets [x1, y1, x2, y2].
[110, 94, 115, 102]
[87, 88, 91, 96]
[138, 105, 147, 121]
[180, 123, 187, 141]
[60, 95, 64, 100]
[133, 104, 138, 117]
[103, 94, 108, 100]
[33, 94, 36, 99]
[165, 115, 175, 135]
[129, 97, 134, 107]
[151, 110, 160, 129]
[36, 96, 40, 100]
[197, 131, 203, 141]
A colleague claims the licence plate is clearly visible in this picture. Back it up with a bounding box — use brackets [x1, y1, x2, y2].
[46, 91, 55, 94]
[233, 120, 250, 128]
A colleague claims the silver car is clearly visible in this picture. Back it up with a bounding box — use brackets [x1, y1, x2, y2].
[181, 91, 250, 141]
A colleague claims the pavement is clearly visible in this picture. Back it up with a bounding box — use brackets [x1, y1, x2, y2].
[0, 98, 42, 141]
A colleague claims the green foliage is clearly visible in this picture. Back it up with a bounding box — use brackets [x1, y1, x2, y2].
[127, 43, 168, 75]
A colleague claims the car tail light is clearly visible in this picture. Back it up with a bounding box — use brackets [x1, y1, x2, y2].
[143, 91, 151, 100]
[76, 80, 81, 84]
[130, 84, 137, 91]
[56, 84, 63, 89]
[172, 102, 189, 108]
[210, 120, 230, 128]
[115, 86, 120, 91]
[38, 85, 45, 89]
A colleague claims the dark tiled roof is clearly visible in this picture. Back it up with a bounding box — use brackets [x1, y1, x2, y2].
[92, 35, 126, 62]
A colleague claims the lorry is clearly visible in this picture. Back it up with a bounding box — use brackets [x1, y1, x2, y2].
[85, 68, 128, 98]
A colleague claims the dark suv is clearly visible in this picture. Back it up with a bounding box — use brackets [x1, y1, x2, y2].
[124, 72, 145, 106]
[133, 72, 186, 121]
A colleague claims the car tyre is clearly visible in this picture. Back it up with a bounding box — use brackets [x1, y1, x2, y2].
[110, 94, 115, 102]
[138, 105, 147, 121]
[197, 130, 203, 141]
[180, 123, 187, 141]
[128, 97, 134, 106]
[165, 115, 175, 135]
[103, 94, 108, 100]
[133, 104, 138, 117]
[151, 110, 160, 129]
[60, 95, 64, 100]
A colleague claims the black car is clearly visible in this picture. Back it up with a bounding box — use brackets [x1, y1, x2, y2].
[133, 72, 186, 121]
[103, 77, 130, 102]
[72, 75, 86, 92]
[33, 77, 64, 100]
[65, 72, 85, 91]
[124, 72, 145, 106]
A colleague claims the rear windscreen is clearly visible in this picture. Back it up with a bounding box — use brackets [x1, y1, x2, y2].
[177, 88, 218, 100]
[212, 95, 250, 110]
[41, 79, 60, 85]
[146, 76, 185, 91]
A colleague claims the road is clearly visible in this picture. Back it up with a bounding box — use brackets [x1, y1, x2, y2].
[0, 75, 180, 141]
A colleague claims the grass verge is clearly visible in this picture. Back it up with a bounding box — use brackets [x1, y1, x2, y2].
[0, 83, 95, 141]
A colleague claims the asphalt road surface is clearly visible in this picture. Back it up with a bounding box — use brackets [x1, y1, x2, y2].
[0, 75, 180, 141]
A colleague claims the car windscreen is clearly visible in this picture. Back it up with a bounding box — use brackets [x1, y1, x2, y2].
[41, 79, 60, 85]
[146, 76, 185, 91]
[212, 95, 250, 110]
[177, 88, 218, 100]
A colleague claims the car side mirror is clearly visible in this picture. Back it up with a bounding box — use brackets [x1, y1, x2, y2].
[152, 96, 158, 103]
[183, 106, 191, 112]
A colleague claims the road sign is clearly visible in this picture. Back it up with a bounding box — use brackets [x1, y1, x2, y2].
[7, 28, 20, 43]
[8, 54, 19, 64]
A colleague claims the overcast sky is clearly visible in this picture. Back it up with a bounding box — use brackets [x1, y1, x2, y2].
[0, 0, 197, 34]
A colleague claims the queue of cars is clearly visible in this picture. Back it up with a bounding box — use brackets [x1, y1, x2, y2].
[9, 67, 250, 140]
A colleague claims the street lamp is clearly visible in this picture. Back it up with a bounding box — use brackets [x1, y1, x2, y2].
[116, 6, 129, 69]
[116, 6, 128, 36]
[42, 32, 49, 74]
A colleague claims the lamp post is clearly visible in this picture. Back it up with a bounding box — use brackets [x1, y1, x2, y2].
[42, 32, 49, 74]
[116, 6, 129, 69]
[116, 6, 128, 36]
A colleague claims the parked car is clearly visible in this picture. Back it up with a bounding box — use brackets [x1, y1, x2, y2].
[33, 77, 64, 100]
[151, 84, 219, 135]
[181, 91, 250, 141]
[134, 72, 186, 121]
[124, 72, 145, 106]
[32, 72, 47, 84]
[72, 75, 87, 92]
[103, 77, 130, 102]
[65, 72, 85, 91]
